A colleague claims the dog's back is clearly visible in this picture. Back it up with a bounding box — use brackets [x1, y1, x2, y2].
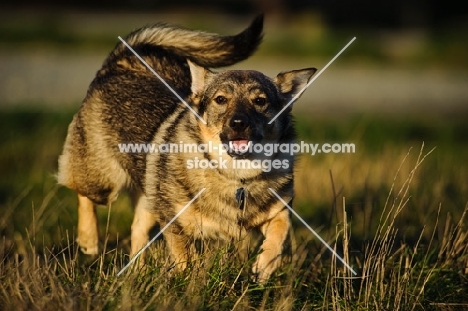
[58, 16, 264, 205]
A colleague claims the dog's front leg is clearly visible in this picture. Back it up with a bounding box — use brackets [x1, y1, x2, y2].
[253, 208, 290, 282]
[130, 193, 157, 258]
[163, 229, 191, 271]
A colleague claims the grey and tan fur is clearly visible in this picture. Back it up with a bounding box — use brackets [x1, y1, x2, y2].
[58, 15, 316, 281]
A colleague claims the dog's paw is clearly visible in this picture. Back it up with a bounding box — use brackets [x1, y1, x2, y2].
[252, 253, 280, 283]
[76, 236, 99, 255]
[79, 245, 99, 255]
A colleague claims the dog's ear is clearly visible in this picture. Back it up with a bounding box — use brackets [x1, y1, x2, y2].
[188, 59, 213, 98]
[274, 68, 317, 105]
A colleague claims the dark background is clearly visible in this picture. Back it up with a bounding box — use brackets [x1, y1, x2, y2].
[3, 0, 467, 28]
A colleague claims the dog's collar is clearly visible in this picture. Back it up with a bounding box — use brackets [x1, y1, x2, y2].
[235, 187, 247, 210]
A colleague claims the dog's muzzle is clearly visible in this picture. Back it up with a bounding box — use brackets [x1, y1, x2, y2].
[223, 114, 255, 158]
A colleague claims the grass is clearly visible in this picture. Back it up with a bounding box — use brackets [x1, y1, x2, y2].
[0, 110, 467, 309]
[293, 114, 468, 243]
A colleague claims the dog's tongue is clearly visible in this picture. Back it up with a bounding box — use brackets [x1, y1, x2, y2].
[229, 139, 250, 153]
[232, 139, 249, 150]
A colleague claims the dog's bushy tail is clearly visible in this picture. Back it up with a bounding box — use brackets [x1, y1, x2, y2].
[110, 15, 263, 68]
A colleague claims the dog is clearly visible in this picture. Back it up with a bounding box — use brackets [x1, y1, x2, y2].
[58, 15, 316, 281]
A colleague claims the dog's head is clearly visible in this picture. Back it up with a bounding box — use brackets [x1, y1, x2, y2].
[188, 60, 316, 176]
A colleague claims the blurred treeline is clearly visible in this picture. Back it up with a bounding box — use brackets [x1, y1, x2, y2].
[1, 0, 467, 70]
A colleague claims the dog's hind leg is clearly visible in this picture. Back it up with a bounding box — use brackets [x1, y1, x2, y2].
[77, 194, 99, 255]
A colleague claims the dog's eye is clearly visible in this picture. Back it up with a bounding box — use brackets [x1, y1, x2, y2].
[214, 95, 227, 105]
[254, 97, 267, 106]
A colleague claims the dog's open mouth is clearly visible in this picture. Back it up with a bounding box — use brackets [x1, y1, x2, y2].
[228, 139, 252, 157]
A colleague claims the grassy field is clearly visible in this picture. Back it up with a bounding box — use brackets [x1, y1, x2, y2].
[0, 9, 467, 310]
[0, 109, 467, 310]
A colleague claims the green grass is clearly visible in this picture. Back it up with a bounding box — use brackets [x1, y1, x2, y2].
[293, 114, 468, 241]
[0, 109, 467, 309]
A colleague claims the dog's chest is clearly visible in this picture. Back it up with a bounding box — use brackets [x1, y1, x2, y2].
[181, 186, 267, 239]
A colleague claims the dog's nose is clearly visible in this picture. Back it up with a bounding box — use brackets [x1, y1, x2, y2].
[229, 115, 249, 131]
